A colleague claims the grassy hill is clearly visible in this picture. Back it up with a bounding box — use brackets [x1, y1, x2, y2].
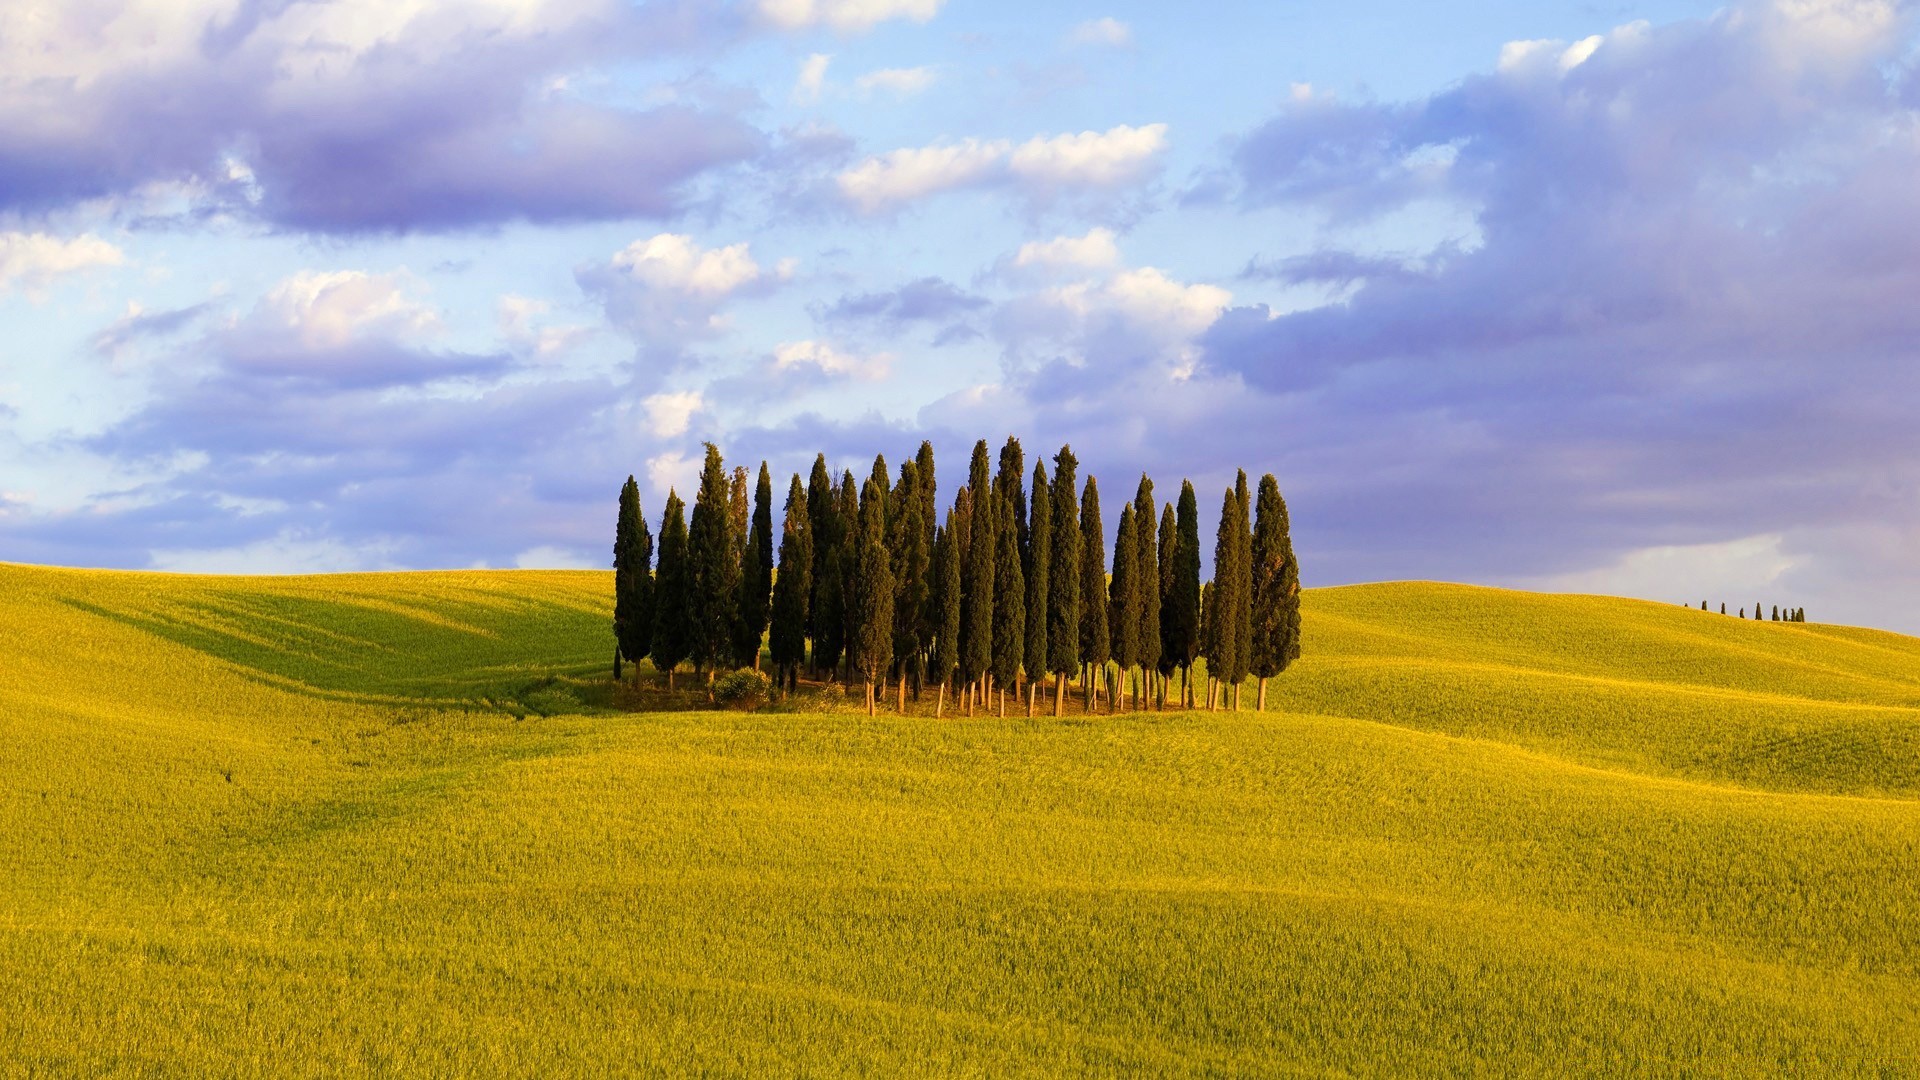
[3, 562, 1917, 1075]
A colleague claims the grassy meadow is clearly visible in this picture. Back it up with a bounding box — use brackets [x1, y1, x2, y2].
[3, 562, 1919, 1075]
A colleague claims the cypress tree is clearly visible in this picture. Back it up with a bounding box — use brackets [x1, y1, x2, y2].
[1168, 482, 1203, 708]
[1202, 486, 1243, 710]
[890, 460, 930, 709]
[688, 444, 741, 689]
[734, 462, 775, 669]
[849, 477, 895, 715]
[1721, 603, 1726, 615]
[806, 454, 836, 665]
[651, 490, 691, 689]
[728, 465, 750, 563]
[1249, 473, 1300, 710]
[930, 515, 961, 716]
[868, 454, 890, 532]
[1200, 579, 1216, 709]
[769, 475, 812, 692]
[963, 441, 996, 706]
[833, 471, 860, 679]
[1080, 475, 1110, 711]
[1230, 472, 1253, 709]
[1134, 478, 1162, 708]
[916, 441, 939, 532]
[1025, 461, 1050, 715]
[1048, 446, 1082, 714]
[991, 485, 1025, 716]
[1109, 503, 1139, 711]
[914, 440, 939, 673]
[999, 437, 1028, 567]
[613, 476, 653, 680]
[1157, 501, 1179, 704]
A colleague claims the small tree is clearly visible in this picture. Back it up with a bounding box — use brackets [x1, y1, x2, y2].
[651, 490, 691, 690]
[1080, 475, 1110, 711]
[1157, 501, 1181, 706]
[1168, 482, 1203, 708]
[769, 475, 812, 693]
[734, 462, 775, 669]
[1249, 474, 1301, 710]
[890, 460, 930, 711]
[613, 476, 654, 680]
[1025, 461, 1051, 715]
[1047, 446, 1083, 715]
[991, 487, 1025, 717]
[963, 442, 996, 709]
[849, 478, 895, 715]
[1109, 503, 1139, 711]
[1229, 472, 1254, 710]
[930, 515, 961, 716]
[1134, 477, 1162, 709]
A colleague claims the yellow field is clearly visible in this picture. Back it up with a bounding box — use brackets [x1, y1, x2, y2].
[3, 563, 1917, 1075]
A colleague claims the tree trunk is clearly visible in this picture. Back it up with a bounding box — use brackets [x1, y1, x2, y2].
[667, 668, 675, 691]
[898, 673, 907, 713]
[1232, 681, 1240, 712]
[866, 681, 876, 717]
[999, 688, 1006, 718]
[936, 680, 947, 719]
[967, 681, 975, 717]
[1027, 682, 1036, 717]
[1258, 677, 1268, 712]
[1054, 673, 1065, 717]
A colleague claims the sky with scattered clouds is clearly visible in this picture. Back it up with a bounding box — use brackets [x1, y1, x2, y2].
[4, 0, 1920, 631]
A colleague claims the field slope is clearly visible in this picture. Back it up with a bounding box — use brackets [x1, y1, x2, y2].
[3, 563, 1917, 1076]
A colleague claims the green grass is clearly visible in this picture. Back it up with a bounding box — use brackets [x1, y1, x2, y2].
[3, 563, 1918, 1075]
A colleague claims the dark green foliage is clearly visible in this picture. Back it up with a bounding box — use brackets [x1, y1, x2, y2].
[1167, 481, 1203, 675]
[1048, 446, 1081, 677]
[849, 478, 895, 696]
[769, 475, 812, 681]
[868, 455, 890, 532]
[1157, 501, 1180, 678]
[991, 485, 1025, 693]
[1025, 462, 1050, 685]
[1250, 473, 1301, 679]
[962, 441, 996, 686]
[890, 460, 931, 691]
[651, 490, 692, 680]
[733, 462, 774, 668]
[1080, 475, 1109, 669]
[688, 444, 742, 676]
[1109, 503, 1139, 677]
[728, 466, 750, 563]
[1134, 477, 1162, 678]
[613, 476, 653, 671]
[915, 440, 938, 533]
[998, 437, 1027, 563]
[806, 455, 837, 653]
[830, 471, 860, 673]
[1230, 472, 1253, 689]
[930, 514, 961, 690]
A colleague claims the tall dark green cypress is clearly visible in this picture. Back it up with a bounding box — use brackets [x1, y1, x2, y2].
[769, 475, 812, 692]
[1168, 481, 1203, 706]
[868, 455, 890, 532]
[1230, 471, 1253, 709]
[1109, 502, 1139, 710]
[651, 490, 691, 689]
[1156, 501, 1179, 698]
[806, 454, 836, 664]
[687, 443, 740, 686]
[733, 462, 774, 669]
[1048, 446, 1081, 714]
[1025, 462, 1050, 714]
[962, 441, 996, 700]
[1244, 468, 1305, 707]
[998, 437, 1027, 566]
[613, 476, 653, 679]
[991, 484, 1025, 714]
[849, 477, 895, 715]
[930, 514, 961, 714]
[890, 460, 930, 704]
[1205, 486, 1239, 710]
[1079, 475, 1109, 710]
[914, 440, 939, 673]
[1134, 478, 1162, 707]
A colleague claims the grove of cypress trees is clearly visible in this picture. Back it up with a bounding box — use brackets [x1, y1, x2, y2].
[1109, 502, 1139, 710]
[963, 441, 996, 709]
[652, 490, 691, 690]
[1169, 481, 1203, 708]
[1134, 477, 1162, 710]
[1025, 461, 1050, 716]
[734, 462, 774, 669]
[1080, 475, 1109, 711]
[1249, 473, 1301, 710]
[688, 444, 741, 690]
[613, 476, 653, 681]
[769, 474, 812, 693]
[930, 516, 961, 716]
[849, 478, 895, 715]
[1048, 446, 1082, 715]
[890, 460, 930, 710]
[991, 486, 1025, 717]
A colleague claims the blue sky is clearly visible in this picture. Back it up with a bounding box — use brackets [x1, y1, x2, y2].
[5, 0, 1919, 631]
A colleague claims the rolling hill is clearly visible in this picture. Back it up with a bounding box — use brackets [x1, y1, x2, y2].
[3, 562, 1916, 1075]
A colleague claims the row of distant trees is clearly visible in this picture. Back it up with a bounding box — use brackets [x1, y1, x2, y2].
[1697, 601, 1807, 622]
[611, 438, 1303, 716]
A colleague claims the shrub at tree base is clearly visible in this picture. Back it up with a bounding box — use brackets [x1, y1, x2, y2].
[714, 668, 774, 710]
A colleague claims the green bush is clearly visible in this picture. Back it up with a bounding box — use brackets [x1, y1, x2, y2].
[713, 667, 774, 710]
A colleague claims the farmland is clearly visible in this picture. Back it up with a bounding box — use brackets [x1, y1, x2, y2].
[3, 562, 1918, 1075]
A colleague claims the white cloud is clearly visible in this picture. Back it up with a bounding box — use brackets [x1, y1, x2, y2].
[792, 52, 832, 104]
[837, 123, 1168, 212]
[252, 270, 439, 350]
[609, 234, 764, 296]
[647, 449, 698, 496]
[642, 390, 704, 438]
[855, 65, 937, 97]
[150, 529, 393, 574]
[1008, 123, 1169, 187]
[497, 294, 591, 360]
[757, 0, 943, 33]
[837, 138, 1011, 212]
[773, 339, 892, 380]
[1013, 227, 1121, 271]
[0, 232, 125, 294]
[513, 544, 599, 570]
[1068, 17, 1132, 48]
[1519, 533, 1804, 606]
[582, 234, 784, 350]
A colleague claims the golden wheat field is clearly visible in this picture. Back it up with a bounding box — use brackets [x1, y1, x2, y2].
[3, 561, 1918, 1076]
